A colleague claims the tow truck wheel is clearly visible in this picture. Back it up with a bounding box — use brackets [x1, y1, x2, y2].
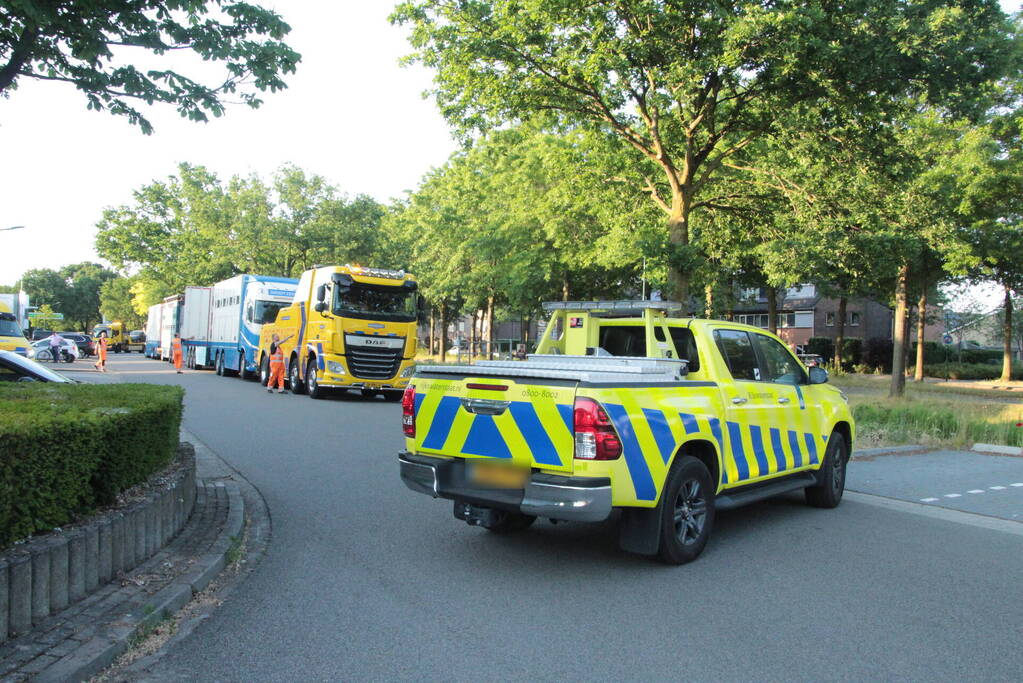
[484, 511, 536, 534]
[259, 355, 270, 386]
[306, 359, 325, 399]
[657, 456, 715, 565]
[289, 357, 306, 394]
[805, 432, 847, 509]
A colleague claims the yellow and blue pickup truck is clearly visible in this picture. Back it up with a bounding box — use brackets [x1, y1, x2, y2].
[399, 301, 854, 564]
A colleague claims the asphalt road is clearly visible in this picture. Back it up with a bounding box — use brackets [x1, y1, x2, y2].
[85, 355, 1023, 681]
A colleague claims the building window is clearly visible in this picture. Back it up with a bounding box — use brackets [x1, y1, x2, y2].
[785, 284, 816, 299]
[826, 312, 835, 326]
[740, 288, 763, 303]
[850, 312, 860, 327]
[795, 311, 813, 328]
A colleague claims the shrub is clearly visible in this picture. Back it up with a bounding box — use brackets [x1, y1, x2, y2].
[806, 337, 834, 361]
[864, 337, 894, 373]
[922, 362, 1022, 381]
[0, 383, 183, 548]
[840, 337, 863, 369]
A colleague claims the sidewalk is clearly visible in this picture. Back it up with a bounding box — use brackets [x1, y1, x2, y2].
[0, 433, 246, 682]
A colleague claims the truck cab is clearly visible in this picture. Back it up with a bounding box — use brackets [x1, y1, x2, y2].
[0, 306, 29, 357]
[93, 322, 127, 353]
[258, 265, 419, 399]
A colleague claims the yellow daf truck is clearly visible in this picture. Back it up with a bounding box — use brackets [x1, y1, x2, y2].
[399, 301, 854, 564]
[258, 265, 419, 399]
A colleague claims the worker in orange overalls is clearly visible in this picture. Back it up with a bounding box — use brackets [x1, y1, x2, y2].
[172, 334, 184, 374]
[266, 332, 294, 394]
[93, 331, 108, 372]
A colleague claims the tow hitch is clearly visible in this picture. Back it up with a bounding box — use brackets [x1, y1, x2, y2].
[453, 501, 501, 528]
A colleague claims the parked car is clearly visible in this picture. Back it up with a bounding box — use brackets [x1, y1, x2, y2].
[29, 337, 79, 362]
[29, 328, 53, 341]
[798, 353, 824, 368]
[57, 332, 95, 357]
[0, 349, 75, 382]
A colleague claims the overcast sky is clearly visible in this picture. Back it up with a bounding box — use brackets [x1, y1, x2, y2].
[1, 1, 1019, 311]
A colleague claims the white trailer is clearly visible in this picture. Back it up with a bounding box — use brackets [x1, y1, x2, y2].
[144, 303, 163, 358]
[208, 274, 297, 378]
[181, 286, 213, 368]
[159, 295, 183, 361]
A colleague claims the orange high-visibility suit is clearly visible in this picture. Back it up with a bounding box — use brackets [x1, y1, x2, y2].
[172, 336, 183, 372]
[268, 345, 286, 390]
[94, 336, 107, 371]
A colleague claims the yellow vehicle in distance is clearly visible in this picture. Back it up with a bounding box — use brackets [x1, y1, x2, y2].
[257, 265, 419, 400]
[0, 303, 30, 356]
[92, 322, 128, 353]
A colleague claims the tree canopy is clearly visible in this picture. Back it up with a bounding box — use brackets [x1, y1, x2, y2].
[20, 261, 117, 330]
[0, 0, 300, 133]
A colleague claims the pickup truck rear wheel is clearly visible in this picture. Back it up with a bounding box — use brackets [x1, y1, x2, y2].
[484, 511, 536, 534]
[657, 456, 715, 565]
[804, 432, 847, 508]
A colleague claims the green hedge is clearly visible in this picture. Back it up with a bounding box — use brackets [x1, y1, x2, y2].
[0, 383, 183, 548]
[922, 362, 1022, 381]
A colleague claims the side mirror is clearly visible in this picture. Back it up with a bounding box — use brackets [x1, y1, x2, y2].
[316, 284, 327, 303]
[808, 366, 828, 384]
[314, 302, 326, 313]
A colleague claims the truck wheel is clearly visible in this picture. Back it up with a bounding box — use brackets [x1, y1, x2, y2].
[306, 359, 325, 399]
[259, 355, 270, 386]
[215, 353, 224, 376]
[289, 357, 306, 394]
[484, 511, 536, 534]
[805, 432, 848, 509]
[239, 354, 255, 381]
[657, 456, 715, 565]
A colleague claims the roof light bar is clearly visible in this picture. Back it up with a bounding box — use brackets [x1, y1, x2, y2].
[541, 300, 684, 314]
[345, 264, 407, 280]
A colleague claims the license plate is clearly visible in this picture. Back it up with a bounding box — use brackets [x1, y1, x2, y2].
[467, 461, 529, 489]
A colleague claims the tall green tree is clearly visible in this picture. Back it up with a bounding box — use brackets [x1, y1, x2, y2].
[393, 0, 1016, 306]
[0, 1, 300, 133]
[20, 261, 117, 330]
[99, 276, 146, 329]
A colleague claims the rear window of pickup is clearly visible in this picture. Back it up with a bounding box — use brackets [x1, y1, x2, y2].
[597, 324, 700, 371]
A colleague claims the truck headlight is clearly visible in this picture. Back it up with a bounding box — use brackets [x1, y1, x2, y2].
[327, 361, 346, 375]
[400, 365, 416, 378]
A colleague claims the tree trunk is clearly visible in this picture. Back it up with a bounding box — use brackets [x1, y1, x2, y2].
[667, 207, 690, 312]
[767, 286, 778, 335]
[835, 297, 847, 370]
[914, 289, 927, 382]
[438, 303, 447, 359]
[889, 265, 909, 398]
[486, 296, 495, 360]
[704, 284, 714, 319]
[428, 307, 435, 357]
[903, 305, 914, 377]
[1001, 284, 1013, 383]
[562, 276, 569, 302]
[0, 26, 38, 94]
[469, 310, 477, 358]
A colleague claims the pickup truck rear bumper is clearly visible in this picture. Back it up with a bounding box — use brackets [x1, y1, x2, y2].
[399, 452, 612, 523]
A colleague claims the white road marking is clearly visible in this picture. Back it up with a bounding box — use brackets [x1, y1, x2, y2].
[967, 489, 985, 494]
[846, 492, 1023, 538]
[990, 486, 1007, 490]
[1011, 483, 1023, 487]
[945, 493, 962, 498]
[920, 497, 940, 502]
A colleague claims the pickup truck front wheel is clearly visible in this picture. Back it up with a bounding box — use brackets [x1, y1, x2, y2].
[658, 456, 715, 565]
[805, 432, 847, 508]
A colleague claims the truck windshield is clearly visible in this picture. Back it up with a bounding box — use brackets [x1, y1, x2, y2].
[333, 284, 417, 322]
[254, 300, 289, 325]
[0, 317, 22, 337]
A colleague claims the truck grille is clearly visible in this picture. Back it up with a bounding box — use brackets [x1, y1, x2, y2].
[347, 346, 402, 379]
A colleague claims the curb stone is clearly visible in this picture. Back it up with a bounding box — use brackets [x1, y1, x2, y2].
[971, 442, 1023, 457]
[28, 482, 244, 683]
[852, 445, 930, 458]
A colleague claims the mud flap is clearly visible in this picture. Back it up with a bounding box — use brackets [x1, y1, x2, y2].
[618, 505, 662, 555]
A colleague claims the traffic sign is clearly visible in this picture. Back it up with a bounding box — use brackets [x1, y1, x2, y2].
[28, 311, 63, 319]
[942, 333, 953, 345]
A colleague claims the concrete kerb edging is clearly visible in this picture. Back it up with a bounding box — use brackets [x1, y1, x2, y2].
[33, 480, 245, 683]
[1, 445, 196, 647]
[972, 442, 1023, 456]
[852, 445, 928, 458]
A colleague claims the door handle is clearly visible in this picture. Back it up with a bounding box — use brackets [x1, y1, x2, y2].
[731, 397, 748, 405]
[778, 397, 791, 404]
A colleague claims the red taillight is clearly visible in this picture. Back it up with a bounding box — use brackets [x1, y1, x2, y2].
[402, 384, 416, 437]
[573, 397, 622, 460]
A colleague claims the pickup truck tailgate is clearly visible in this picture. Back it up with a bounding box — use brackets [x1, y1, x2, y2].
[412, 374, 576, 473]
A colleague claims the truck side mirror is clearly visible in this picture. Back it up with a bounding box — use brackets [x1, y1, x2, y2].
[316, 284, 327, 303]
[314, 302, 326, 313]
